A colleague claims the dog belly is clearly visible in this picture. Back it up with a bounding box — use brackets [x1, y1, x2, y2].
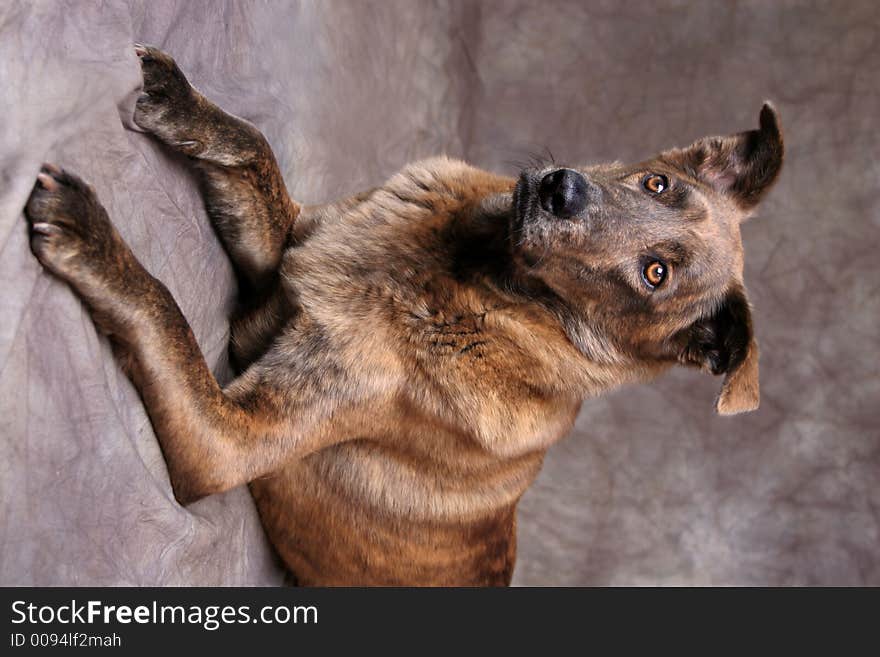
[249, 446, 523, 586]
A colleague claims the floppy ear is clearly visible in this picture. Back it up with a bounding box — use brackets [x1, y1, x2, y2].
[679, 286, 760, 415]
[677, 102, 784, 210]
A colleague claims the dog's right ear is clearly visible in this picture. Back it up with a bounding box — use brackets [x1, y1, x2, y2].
[673, 102, 784, 211]
[677, 285, 760, 415]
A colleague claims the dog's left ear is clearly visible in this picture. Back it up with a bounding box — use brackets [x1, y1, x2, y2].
[676, 102, 784, 210]
[678, 286, 759, 415]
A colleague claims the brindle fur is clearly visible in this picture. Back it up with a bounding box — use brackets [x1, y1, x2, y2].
[23, 46, 783, 586]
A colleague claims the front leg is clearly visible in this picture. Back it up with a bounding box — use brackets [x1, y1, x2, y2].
[133, 45, 299, 290]
[24, 166, 348, 504]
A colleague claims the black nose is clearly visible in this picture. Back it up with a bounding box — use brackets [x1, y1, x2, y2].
[538, 169, 589, 218]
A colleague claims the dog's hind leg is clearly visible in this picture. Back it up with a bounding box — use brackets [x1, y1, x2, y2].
[132, 45, 298, 291]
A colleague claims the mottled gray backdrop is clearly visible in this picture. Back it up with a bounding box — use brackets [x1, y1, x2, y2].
[1, 0, 877, 585]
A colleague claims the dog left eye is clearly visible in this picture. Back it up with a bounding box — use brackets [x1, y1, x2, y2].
[642, 174, 669, 194]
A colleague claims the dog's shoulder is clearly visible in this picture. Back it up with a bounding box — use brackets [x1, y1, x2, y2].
[285, 156, 514, 309]
[383, 155, 512, 201]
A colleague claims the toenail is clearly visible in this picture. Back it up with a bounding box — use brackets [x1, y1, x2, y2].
[36, 173, 58, 191]
[31, 223, 60, 236]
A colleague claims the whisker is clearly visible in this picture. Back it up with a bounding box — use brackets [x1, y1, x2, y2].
[505, 146, 557, 173]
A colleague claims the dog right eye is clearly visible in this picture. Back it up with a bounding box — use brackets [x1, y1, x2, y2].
[642, 260, 668, 289]
[642, 174, 669, 194]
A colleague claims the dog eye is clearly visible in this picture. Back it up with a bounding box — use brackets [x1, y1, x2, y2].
[642, 260, 668, 289]
[642, 174, 669, 194]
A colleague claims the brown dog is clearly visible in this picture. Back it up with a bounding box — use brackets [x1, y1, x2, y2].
[24, 45, 783, 586]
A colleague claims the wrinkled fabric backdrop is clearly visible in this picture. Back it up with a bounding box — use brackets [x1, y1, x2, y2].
[1, 0, 877, 585]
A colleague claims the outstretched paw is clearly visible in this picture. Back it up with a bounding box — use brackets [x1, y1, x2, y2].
[24, 164, 119, 282]
[133, 44, 204, 155]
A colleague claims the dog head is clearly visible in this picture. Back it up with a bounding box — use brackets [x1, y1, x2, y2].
[511, 103, 784, 414]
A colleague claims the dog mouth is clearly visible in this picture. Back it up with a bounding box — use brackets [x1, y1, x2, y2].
[511, 170, 564, 270]
[511, 171, 539, 243]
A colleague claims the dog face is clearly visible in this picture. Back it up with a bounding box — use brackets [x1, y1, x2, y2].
[511, 104, 784, 414]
